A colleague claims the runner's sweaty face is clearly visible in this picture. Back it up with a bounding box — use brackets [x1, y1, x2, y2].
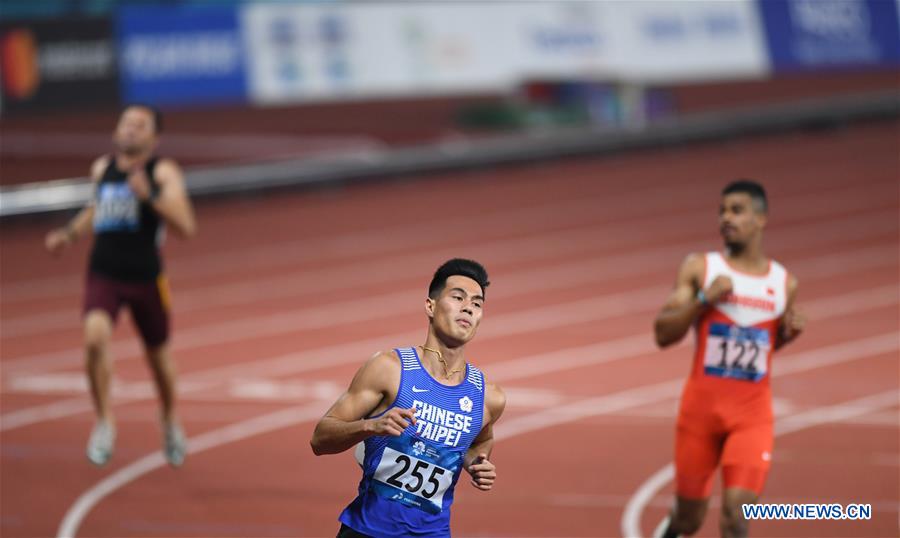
[426, 275, 484, 346]
[719, 192, 766, 251]
[113, 106, 158, 156]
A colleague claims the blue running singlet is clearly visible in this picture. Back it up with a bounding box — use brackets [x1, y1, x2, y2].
[339, 347, 486, 537]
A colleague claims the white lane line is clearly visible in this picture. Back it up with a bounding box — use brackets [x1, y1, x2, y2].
[493, 332, 899, 441]
[56, 401, 326, 538]
[5, 175, 722, 303]
[0, 286, 667, 431]
[2, 277, 896, 432]
[5, 168, 879, 303]
[3, 219, 894, 375]
[3, 238, 703, 371]
[619, 391, 900, 538]
[551, 494, 900, 511]
[8, 375, 567, 409]
[773, 391, 900, 435]
[2, 180, 892, 324]
[1, 132, 384, 159]
[54, 333, 899, 538]
[5, 193, 892, 340]
[1, 203, 714, 338]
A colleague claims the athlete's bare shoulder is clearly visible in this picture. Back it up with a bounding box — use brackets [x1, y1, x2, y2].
[89, 155, 111, 181]
[484, 382, 506, 424]
[680, 252, 706, 275]
[785, 272, 799, 304]
[356, 349, 402, 391]
[153, 157, 184, 184]
[368, 349, 402, 370]
[674, 252, 706, 289]
[773, 258, 799, 297]
[657, 252, 707, 314]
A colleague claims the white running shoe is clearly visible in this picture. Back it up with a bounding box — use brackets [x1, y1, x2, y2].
[163, 422, 187, 467]
[86, 421, 115, 466]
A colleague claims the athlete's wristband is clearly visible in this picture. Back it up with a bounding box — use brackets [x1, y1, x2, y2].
[64, 225, 78, 243]
[696, 289, 708, 306]
[147, 182, 161, 203]
[777, 323, 790, 342]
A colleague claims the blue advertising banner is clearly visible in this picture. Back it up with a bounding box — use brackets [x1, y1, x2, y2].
[117, 5, 248, 106]
[757, 0, 900, 71]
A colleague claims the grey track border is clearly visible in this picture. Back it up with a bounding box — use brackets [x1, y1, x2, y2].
[1, 90, 897, 217]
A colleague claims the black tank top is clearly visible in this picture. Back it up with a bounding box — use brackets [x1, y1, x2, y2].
[88, 156, 164, 281]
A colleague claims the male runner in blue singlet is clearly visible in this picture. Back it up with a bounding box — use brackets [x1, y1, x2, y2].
[311, 258, 506, 537]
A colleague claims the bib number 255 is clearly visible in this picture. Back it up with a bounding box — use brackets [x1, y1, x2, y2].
[373, 447, 454, 512]
[384, 453, 446, 498]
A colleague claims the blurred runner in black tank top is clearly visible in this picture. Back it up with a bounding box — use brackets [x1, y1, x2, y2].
[45, 104, 197, 467]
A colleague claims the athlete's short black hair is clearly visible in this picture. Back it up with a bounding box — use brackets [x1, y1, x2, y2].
[428, 258, 490, 299]
[121, 103, 163, 134]
[723, 179, 768, 214]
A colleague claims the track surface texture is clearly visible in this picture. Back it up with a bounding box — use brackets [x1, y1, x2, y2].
[1, 119, 898, 537]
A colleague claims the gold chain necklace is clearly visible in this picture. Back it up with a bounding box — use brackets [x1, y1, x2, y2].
[421, 346, 465, 379]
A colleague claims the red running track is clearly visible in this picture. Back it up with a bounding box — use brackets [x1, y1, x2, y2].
[0, 120, 897, 537]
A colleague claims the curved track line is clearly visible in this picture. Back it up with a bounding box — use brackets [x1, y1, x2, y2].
[4, 279, 897, 433]
[57, 402, 325, 538]
[57, 332, 898, 537]
[620, 389, 900, 538]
